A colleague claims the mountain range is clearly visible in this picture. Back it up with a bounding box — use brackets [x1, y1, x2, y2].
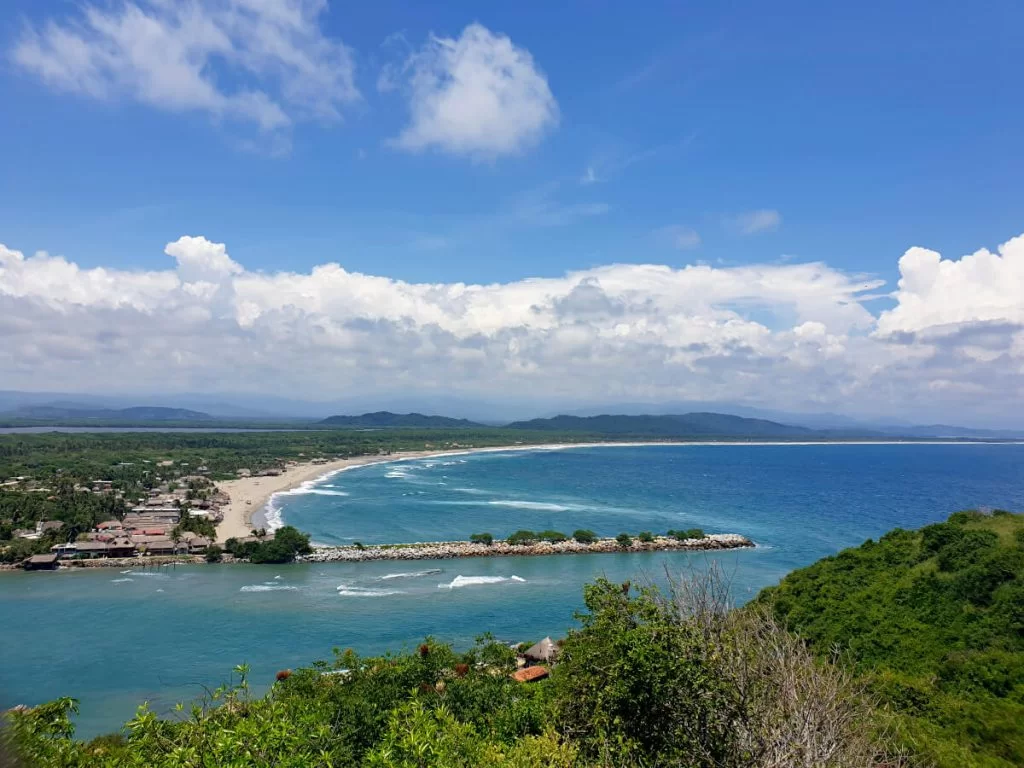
[0, 390, 1021, 438]
[318, 411, 481, 429]
[9, 405, 212, 422]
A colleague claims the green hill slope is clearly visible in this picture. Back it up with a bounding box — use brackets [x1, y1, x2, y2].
[505, 412, 814, 437]
[318, 411, 483, 428]
[761, 510, 1024, 768]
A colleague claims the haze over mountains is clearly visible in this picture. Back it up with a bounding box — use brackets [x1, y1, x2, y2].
[9, 405, 213, 422]
[2, 392, 1021, 439]
[0, 391, 1022, 438]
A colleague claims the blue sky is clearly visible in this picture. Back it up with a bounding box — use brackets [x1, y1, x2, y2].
[1, 0, 1023, 424]
[3, 0, 1022, 283]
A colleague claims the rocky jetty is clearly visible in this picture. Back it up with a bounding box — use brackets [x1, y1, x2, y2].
[299, 533, 754, 563]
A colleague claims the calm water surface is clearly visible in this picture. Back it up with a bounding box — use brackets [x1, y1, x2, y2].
[2, 443, 1022, 737]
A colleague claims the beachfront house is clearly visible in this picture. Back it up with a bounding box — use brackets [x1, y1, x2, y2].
[23, 553, 59, 571]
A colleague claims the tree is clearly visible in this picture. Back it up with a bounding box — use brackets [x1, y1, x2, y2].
[615, 533, 632, 549]
[469, 532, 494, 546]
[573, 529, 597, 544]
[204, 545, 223, 563]
[506, 530, 537, 546]
[638, 531, 654, 543]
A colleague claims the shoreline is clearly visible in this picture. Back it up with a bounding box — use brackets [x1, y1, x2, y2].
[215, 447, 506, 542]
[217, 439, 1017, 542]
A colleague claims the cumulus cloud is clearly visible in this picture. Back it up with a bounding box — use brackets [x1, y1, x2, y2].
[384, 23, 559, 159]
[876, 234, 1024, 335]
[727, 209, 782, 235]
[1, 233, 1022, 424]
[12, 0, 358, 137]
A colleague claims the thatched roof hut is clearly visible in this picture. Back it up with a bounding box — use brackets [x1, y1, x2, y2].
[523, 637, 557, 663]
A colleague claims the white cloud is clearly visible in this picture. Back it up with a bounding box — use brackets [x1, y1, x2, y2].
[876, 234, 1024, 336]
[727, 209, 782, 235]
[385, 23, 558, 159]
[12, 0, 358, 136]
[1, 232, 1023, 424]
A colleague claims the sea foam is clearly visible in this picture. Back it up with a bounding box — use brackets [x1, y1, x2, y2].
[487, 500, 573, 512]
[240, 585, 299, 593]
[378, 568, 443, 581]
[336, 585, 404, 597]
[439, 575, 526, 589]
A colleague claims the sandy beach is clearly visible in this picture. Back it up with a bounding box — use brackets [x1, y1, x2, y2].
[214, 449, 475, 542]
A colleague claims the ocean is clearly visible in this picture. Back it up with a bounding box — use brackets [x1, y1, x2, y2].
[2, 443, 1023, 737]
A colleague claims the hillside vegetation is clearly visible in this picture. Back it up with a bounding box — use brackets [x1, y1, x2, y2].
[762, 509, 1024, 767]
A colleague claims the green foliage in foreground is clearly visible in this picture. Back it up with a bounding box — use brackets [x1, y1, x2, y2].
[762, 509, 1024, 768]
[224, 526, 312, 564]
[5, 573, 902, 768]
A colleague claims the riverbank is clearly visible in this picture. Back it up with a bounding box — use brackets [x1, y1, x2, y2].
[300, 533, 754, 562]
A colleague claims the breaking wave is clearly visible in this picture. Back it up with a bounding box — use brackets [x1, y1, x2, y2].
[438, 575, 526, 589]
[336, 585, 405, 597]
[111, 578, 133, 583]
[378, 569, 443, 581]
[240, 584, 299, 592]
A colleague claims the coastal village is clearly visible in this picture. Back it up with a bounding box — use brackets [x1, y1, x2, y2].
[2, 456, 318, 570]
[2, 446, 754, 571]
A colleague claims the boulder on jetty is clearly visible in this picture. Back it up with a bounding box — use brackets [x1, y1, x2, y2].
[299, 534, 753, 563]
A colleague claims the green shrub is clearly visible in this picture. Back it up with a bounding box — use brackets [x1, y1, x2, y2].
[228, 526, 312, 564]
[203, 544, 223, 563]
[470, 532, 494, 546]
[506, 530, 536, 546]
[638, 531, 654, 543]
[572, 529, 597, 544]
[668, 528, 705, 540]
[615, 533, 632, 548]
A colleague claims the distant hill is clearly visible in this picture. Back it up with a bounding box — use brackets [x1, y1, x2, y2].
[879, 423, 1024, 439]
[12, 404, 212, 421]
[318, 411, 483, 428]
[505, 412, 815, 438]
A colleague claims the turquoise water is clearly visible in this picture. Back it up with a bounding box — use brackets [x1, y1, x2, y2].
[2, 443, 1023, 737]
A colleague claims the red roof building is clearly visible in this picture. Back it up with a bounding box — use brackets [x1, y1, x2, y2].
[512, 666, 549, 683]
